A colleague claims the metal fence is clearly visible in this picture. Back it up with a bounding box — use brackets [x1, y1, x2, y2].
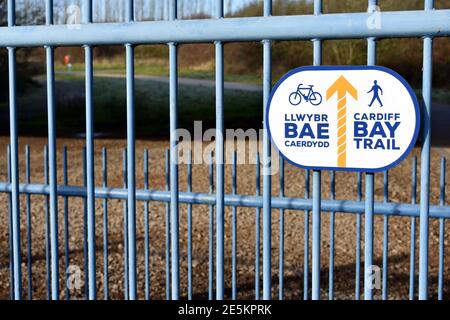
[1, 0, 450, 300]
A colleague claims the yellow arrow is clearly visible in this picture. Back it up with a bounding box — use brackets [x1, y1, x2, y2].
[326, 75, 358, 168]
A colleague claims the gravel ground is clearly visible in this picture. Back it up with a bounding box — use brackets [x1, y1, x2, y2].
[0, 137, 448, 300]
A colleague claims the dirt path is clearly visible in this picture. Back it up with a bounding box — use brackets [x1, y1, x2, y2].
[56, 71, 263, 92]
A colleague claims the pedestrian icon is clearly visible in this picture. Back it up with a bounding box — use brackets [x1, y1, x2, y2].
[368, 80, 383, 107]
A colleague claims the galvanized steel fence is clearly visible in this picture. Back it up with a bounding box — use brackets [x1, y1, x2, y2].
[1, 0, 450, 300]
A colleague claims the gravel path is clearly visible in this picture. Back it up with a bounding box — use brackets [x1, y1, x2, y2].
[0, 137, 448, 300]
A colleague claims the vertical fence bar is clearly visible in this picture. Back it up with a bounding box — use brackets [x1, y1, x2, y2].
[25, 145, 32, 299]
[419, 0, 434, 301]
[7, 0, 22, 300]
[187, 151, 193, 300]
[44, 145, 51, 299]
[45, 0, 59, 300]
[382, 171, 389, 300]
[232, 151, 237, 300]
[165, 149, 171, 299]
[438, 157, 446, 300]
[83, 0, 96, 300]
[355, 172, 362, 300]
[409, 156, 417, 300]
[208, 152, 214, 300]
[144, 149, 150, 300]
[102, 148, 109, 300]
[329, 171, 335, 300]
[82, 147, 88, 299]
[215, 0, 225, 300]
[125, 0, 137, 300]
[304, 169, 310, 300]
[126, 40, 136, 300]
[122, 148, 129, 299]
[63, 146, 70, 300]
[364, 0, 377, 301]
[255, 152, 261, 300]
[262, 0, 273, 301]
[279, 159, 285, 300]
[311, 0, 322, 301]
[169, 0, 180, 300]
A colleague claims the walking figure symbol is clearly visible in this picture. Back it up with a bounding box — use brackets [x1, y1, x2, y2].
[368, 80, 383, 107]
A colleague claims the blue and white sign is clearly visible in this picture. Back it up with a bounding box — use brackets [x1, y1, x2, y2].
[266, 66, 420, 172]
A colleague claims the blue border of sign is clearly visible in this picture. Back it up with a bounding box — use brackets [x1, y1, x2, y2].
[265, 65, 421, 173]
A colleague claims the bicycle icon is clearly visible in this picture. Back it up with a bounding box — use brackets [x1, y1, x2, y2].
[289, 84, 323, 106]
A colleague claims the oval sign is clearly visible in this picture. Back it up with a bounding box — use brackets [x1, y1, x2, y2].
[266, 66, 420, 172]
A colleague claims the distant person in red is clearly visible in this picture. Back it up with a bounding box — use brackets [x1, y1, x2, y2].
[64, 54, 72, 72]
